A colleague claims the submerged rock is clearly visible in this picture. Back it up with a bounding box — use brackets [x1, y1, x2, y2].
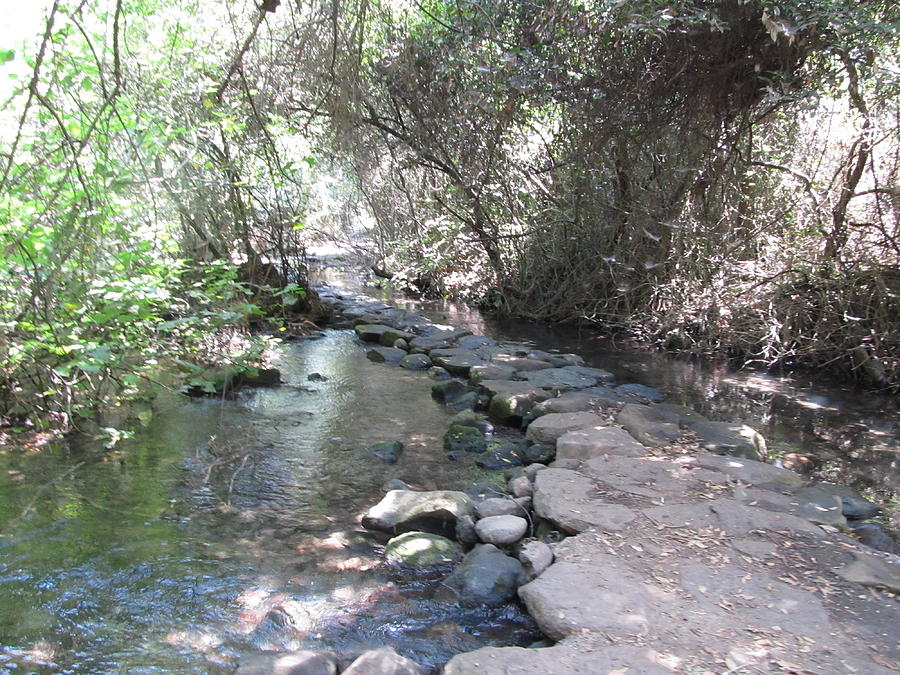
[362, 490, 474, 534]
[400, 353, 432, 370]
[368, 440, 404, 464]
[384, 531, 463, 569]
[436, 544, 524, 607]
[614, 382, 665, 402]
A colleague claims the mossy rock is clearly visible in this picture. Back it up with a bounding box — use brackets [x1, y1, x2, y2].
[384, 532, 463, 569]
[444, 424, 488, 454]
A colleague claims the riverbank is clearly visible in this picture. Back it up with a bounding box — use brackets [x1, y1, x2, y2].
[306, 282, 900, 674]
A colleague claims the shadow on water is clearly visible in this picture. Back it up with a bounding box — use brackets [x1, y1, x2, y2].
[0, 330, 539, 673]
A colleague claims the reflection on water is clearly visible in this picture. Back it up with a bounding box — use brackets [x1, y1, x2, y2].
[0, 330, 535, 673]
[326, 264, 898, 505]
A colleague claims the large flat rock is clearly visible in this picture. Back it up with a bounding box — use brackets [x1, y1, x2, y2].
[444, 641, 675, 674]
[556, 426, 646, 460]
[533, 468, 636, 533]
[525, 412, 605, 444]
[642, 498, 826, 537]
[583, 455, 727, 501]
[518, 532, 682, 641]
[693, 453, 805, 488]
[523, 367, 602, 390]
[617, 403, 682, 447]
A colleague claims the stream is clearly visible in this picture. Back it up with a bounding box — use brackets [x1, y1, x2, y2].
[0, 269, 897, 673]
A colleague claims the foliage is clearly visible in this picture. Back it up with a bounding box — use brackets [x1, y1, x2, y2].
[0, 0, 318, 434]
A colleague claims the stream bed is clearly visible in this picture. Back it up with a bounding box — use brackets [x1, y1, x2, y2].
[1, 272, 897, 673]
[0, 329, 538, 673]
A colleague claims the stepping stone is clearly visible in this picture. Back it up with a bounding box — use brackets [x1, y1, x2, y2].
[617, 403, 682, 447]
[523, 367, 600, 390]
[366, 347, 406, 363]
[533, 468, 637, 533]
[525, 412, 605, 444]
[582, 455, 725, 501]
[556, 426, 646, 461]
[430, 347, 486, 375]
[693, 453, 805, 488]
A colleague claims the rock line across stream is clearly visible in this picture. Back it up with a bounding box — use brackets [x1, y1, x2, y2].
[314, 283, 900, 674]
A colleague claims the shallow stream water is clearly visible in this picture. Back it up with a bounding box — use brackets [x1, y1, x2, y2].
[0, 330, 537, 673]
[1, 270, 897, 673]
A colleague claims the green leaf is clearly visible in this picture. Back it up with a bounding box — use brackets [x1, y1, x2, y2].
[0, 49, 14, 65]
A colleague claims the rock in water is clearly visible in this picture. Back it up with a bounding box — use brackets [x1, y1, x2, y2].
[235, 650, 337, 675]
[384, 532, 463, 569]
[436, 544, 524, 607]
[475, 515, 529, 545]
[362, 490, 474, 534]
[343, 647, 425, 675]
[368, 440, 404, 464]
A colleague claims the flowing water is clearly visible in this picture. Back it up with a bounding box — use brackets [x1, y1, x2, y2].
[0, 330, 538, 673]
[1, 268, 897, 673]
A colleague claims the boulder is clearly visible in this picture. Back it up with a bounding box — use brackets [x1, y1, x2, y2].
[475, 515, 529, 545]
[525, 412, 605, 444]
[384, 531, 463, 568]
[436, 544, 524, 607]
[556, 426, 646, 461]
[617, 403, 681, 447]
[480, 380, 549, 425]
[527, 350, 585, 367]
[531, 387, 630, 416]
[368, 440, 404, 464]
[393, 338, 409, 351]
[366, 347, 406, 364]
[431, 380, 475, 406]
[378, 328, 414, 347]
[450, 409, 492, 432]
[682, 419, 766, 461]
[399, 353, 432, 370]
[343, 647, 425, 675]
[362, 490, 474, 534]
